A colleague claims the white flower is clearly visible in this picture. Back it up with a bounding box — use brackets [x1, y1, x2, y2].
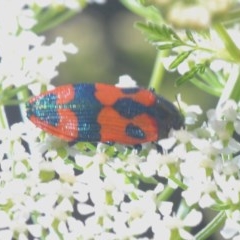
[221, 210, 240, 239]
[182, 168, 217, 207]
[210, 59, 232, 72]
[2, 0, 240, 239]
[0, 1, 36, 34]
[84, 204, 118, 236]
[116, 75, 138, 88]
[153, 207, 202, 240]
[121, 152, 144, 174]
[218, 100, 238, 121]
[214, 173, 240, 204]
[158, 201, 173, 216]
[26, 37, 78, 88]
[191, 138, 223, 156]
[102, 165, 134, 204]
[0, 31, 77, 90]
[58, 217, 84, 239]
[180, 150, 214, 178]
[207, 99, 240, 148]
[0, 2, 78, 91]
[139, 149, 179, 178]
[183, 105, 203, 125]
[120, 192, 158, 236]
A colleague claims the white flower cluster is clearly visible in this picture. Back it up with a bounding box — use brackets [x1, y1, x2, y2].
[1, 0, 239, 239]
[3, 98, 240, 239]
[0, 1, 79, 95]
[139, 99, 240, 239]
[0, 120, 202, 239]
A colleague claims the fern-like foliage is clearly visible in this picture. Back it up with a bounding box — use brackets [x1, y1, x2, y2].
[135, 22, 219, 90]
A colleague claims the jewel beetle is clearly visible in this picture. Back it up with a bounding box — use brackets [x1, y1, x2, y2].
[26, 83, 184, 145]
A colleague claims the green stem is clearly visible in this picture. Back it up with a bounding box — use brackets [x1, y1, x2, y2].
[190, 78, 222, 97]
[217, 65, 240, 107]
[120, 0, 162, 23]
[18, 87, 31, 121]
[226, 67, 240, 102]
[195, 211, 226, 240]
[176, 199, 191, 219]
[156, 185, 174, 202]
[0, 105, 8, 129]
[169, 175, 187, 190]
[149, 50, 169, 94]
[213, 23, 240, 62]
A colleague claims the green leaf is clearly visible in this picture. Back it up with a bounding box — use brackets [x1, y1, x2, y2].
[169, 51, 192, 69]
[135, 22, 182, 42]
[190, 77, 222, 96]
[32, 7, 81, 34]
[156, 41, 183, 50]
[175, 67, 199, 86]
[135, 22, 162, 42]
[186, 29, 196, 43]
[157, 43, 175, 50]
[172, 41, 185, 48]
[198, 64, 206, 73]
[164, 25, 181, 41]
[175, 63, 207, 86]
